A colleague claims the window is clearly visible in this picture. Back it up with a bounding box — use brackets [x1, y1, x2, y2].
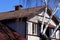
[32, 23, 38, 35]
[49, 29, 60, 40]
[32, 22, 41, 35]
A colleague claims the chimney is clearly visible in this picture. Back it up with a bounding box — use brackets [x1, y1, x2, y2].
[15, 5, 23, 10]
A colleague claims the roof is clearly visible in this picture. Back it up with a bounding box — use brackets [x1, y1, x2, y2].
[0, 6, 59, 28]
[0, 6, 43, 20]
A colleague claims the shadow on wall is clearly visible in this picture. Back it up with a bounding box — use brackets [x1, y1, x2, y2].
[7, 22, 26, 38]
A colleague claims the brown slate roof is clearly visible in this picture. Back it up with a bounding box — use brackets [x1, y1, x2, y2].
[0, 6, 59, 28]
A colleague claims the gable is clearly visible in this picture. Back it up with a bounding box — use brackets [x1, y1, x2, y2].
[38, 11, 50, 18]
[28, 11, 56, 28]
[27, 6, 59, 27]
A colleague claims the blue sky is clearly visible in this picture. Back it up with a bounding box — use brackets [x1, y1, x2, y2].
[0, 0, 60, 19]
[0, 0, 19, 12]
